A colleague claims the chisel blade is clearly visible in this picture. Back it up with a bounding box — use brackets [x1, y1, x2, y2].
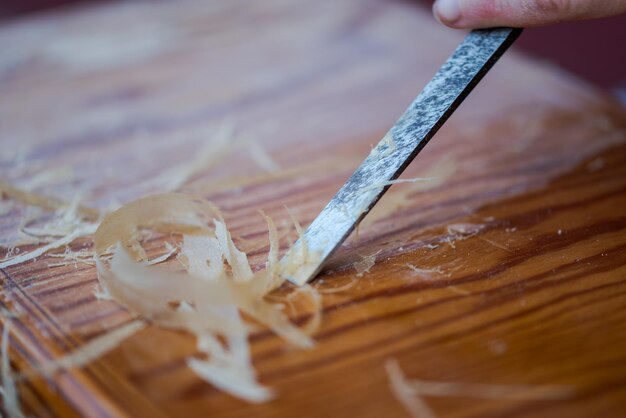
[281, 28, 522, 285]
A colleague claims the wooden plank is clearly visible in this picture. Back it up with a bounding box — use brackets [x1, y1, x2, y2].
[1, 0, 626, 417]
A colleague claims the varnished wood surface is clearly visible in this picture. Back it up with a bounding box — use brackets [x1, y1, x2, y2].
[1, 0, 626, 417]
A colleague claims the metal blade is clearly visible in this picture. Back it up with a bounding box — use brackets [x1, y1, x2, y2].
[281, 28, 522, 285]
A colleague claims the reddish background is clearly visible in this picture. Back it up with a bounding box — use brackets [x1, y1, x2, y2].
[515, 14, 626, 90]
[2, 0, 625, 91]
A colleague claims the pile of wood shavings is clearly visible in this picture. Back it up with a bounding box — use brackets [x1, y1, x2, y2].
[0, 185, 322, 406]
[0, 181, 101, 268]
[0, 125, 331, 408]
[93, 193, 318, 402]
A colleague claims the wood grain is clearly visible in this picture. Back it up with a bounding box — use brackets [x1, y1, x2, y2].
[1, 0, 626, 417]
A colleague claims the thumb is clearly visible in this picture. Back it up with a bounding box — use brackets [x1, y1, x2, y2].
[433, 0, 626, 28]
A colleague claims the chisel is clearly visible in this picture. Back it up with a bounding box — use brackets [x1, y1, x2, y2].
[281, 28, 523, 285]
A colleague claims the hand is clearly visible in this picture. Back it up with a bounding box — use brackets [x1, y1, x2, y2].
[432, 0, 626, 28]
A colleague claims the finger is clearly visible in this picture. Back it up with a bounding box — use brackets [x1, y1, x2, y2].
[433, 0, 626, 28]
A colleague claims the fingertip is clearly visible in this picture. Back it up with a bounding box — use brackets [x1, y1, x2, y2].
[433, 0, 462, 26]
[433, 0, 524, 29]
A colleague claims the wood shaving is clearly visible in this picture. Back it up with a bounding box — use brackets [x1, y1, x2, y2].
[373, 132, 397, 158]
[386, 359, 436, 418]
[0, 182, 101, 268]
[442, 223, 485, 250]
[477, 236, 512, 252]
[287, 284, 322, 335]
[19, 320, 145, 379]
[195, 155, 359, 195]
[353, 251, 380, 277]
[363, 157, 457, 227]
[93, 285, 111, 301]
[144, 243, 177, 266]
[47, 248, 95, 268]
[187, 355, 273, 403]
[446, 223, 484, 237]
[259, 211, 281, 292]
[386, 358, 573, 418]
[0, 180, 100, 222]
[16, 167, 75, 191]
[145, 124, 240, 192]
[214, 220, 254, 282]
[284, 206, 308, 264]
[405, 264, 447, 279]
[316, 278, 357, 294]
[93, 193, 317, 402]
[248, 141, 280, 172]
[1, 321, 28, 418]
[0, 225, 95, 269]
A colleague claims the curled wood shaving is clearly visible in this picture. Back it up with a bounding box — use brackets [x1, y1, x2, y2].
[180, 235, 223, 279]
[93, 193, 221, 257]
[93, 193, 316, 402]
[144, 243, 177, 266]
[386, 359, 573, 418]
[214, 220, 253, 282]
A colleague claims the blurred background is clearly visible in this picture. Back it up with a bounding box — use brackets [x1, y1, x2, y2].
[2, 0, 625, 99]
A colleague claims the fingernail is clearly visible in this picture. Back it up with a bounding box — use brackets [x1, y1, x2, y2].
[434, 0, 461, 24]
